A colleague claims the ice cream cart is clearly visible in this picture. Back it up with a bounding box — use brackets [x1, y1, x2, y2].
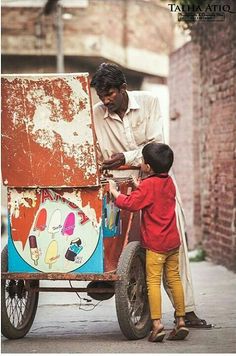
[1, 73, 151, 340]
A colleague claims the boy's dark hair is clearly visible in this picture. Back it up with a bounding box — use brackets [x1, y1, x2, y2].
[90, 63, 127, 93]
[142, 142, 174, 174]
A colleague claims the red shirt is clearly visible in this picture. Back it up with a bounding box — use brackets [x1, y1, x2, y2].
[115, 174, 180, 253]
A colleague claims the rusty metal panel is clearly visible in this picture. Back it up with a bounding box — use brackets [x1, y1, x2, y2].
[1, 73, 99, 187]
[8, 187, 103, 273]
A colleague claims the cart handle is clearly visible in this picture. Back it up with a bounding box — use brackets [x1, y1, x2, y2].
[109, 165, 140, 171]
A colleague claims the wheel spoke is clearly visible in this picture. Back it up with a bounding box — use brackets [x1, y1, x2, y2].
[6, 296, 12, 309]
[12, 299, 19, 326]
[15, 298, 23, 326]
[8, 300, 15, 320]
[126, 263, 147, 324]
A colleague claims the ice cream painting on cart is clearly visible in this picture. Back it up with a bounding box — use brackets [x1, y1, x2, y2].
[7, 187, 104, 273]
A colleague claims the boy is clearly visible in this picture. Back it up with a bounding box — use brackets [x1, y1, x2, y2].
[109, 142, 189, 342]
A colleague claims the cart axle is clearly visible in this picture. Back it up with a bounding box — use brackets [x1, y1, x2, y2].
[31, 287, 115, 293]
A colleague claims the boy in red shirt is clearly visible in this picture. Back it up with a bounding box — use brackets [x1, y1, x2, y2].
[109, 142, 189, 342]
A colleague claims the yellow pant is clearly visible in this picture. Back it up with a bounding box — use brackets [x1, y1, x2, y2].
[146, 248, 185, 320]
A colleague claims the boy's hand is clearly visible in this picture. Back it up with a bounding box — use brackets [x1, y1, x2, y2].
[108, 180, 120, 199]
[109, 179, 117, 191]
[131, 175, 141, 188]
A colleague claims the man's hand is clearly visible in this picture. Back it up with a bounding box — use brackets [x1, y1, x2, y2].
[102, 153, 125, 170]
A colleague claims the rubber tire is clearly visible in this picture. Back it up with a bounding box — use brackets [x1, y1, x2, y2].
[115, 241, 151, 340]
[1, 245, 39, 339]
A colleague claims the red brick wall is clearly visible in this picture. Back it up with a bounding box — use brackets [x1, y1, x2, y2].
[169, 1, 236, 271]
[169, 41, 200, 250]
[192, 4, 236, 271]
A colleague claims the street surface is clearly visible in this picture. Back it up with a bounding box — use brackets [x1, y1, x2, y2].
[1, 260, 236, 353]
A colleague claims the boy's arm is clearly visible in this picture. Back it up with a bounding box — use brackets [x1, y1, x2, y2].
[115, 181, 151, 212]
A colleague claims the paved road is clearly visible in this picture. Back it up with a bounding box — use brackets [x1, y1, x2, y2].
[2, 260, 236, 353]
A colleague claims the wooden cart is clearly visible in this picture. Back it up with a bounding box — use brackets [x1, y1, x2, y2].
[1, 73, 151, 340]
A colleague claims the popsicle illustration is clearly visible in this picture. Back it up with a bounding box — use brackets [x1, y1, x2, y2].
[61, 212, 75, 238]
[106, 191, 110, 204]
[115, 210, 120, 234]
[29, 235, 39, 266]
[108, 203, 115, 229]
[104, 203, 108, 227]
[48, 209, 62, 238]
[65, 238, 83, 262]
[34, 208, 47, 236]
[44, 240, 59, 269]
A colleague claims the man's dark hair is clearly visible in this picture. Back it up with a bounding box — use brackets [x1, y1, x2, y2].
[142, 142, 174, 174]
[90, 63, 127, 93]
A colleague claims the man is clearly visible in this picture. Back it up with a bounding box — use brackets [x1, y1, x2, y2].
[90, 62, 211, 328]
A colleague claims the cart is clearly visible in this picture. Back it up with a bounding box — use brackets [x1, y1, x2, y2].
[1, 73, 151, 340]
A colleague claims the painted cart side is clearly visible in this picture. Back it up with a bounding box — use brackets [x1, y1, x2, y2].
[1, 73, 151, 341]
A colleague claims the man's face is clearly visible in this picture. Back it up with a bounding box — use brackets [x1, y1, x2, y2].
[96, 87, 124, 113]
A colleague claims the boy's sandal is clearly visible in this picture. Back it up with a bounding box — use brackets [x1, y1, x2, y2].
[167, 326, 189, 341]
[148, 328, 166, 342]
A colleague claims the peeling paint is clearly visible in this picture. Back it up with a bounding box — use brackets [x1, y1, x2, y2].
[25, 80, 97, 176]
[9, 189, 37, 219]
[57, 190, 102, 230]
[2, 74, 99, 187]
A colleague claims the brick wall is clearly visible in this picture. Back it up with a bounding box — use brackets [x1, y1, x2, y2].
[193, 2, 236, 271]
[169, 41, 200, 250]
[169, 0, 236, 271]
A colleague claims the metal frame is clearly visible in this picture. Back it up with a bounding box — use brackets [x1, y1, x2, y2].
[1, 272, 119, 294]
[1, 272, 119, 281]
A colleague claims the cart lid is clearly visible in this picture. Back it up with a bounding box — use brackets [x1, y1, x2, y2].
[1, 73, 99, 187]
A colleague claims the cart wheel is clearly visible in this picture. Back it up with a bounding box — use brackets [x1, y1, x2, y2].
[115, 241, 151, 340]
[1, 245, 39, 339]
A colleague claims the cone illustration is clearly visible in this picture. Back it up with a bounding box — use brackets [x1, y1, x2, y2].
[44, 240, 59, 269]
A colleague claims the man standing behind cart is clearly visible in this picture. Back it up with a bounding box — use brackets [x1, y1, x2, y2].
[90, 62, 211, 329]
